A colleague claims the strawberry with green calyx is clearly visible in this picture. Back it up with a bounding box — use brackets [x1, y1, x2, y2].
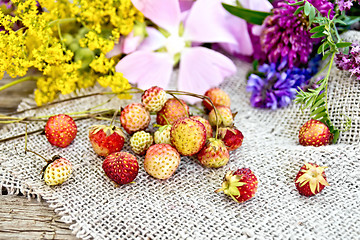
[208, 106, 234, 127]
[89, 125, 126, 157]
[299, 119, 332, 147]
[43, 155, 73, 186]
[295, 163, 329, 197]
[154, 124, 172, 145]
[120, 103, 150, 135]
[218, 127, 244, 151]
[142, 86, 168, 112]
[45, 114, 77, 148]
[190, 116, 213, 139]
[130, 131, 153, 155]
[197, 138, 229, 168]
[144, 144, 181, 180]
[203, 87, 231, 111]
[102, 152, 139, 185]
[216, 168, 258, 203]
[170, 117, 207, 156]
[156, 98, 189, 125]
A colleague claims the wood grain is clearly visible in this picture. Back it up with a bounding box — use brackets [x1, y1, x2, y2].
[0, 75, 77, 239]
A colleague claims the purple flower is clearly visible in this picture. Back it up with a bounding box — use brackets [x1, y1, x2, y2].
[336, 44, 360, 80]
[336, 0, 359, 11]
[246, 55, 321, 109]
[260, 0, 334, 68]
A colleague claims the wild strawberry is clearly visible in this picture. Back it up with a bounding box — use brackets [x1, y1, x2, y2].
[156, 98, 189, 125]
[154, 125, 172, 145]
[144, 144, 181, 179]
[208, 106, 234, 127]
[216, 168, 258, 203]
[120, 103, 150, 134]
[141, 86, 167, 112]
[43, 156, 72, 186]
[170, 117, 207, 156]
[190, 116, 213, 139]
[218, 127, 244, 151]
[130, 131, 153, 155]
[88, 125, 126, 157]
[295, 162, 329, 197]
[45, 114, 77, 148]
[299, 119, 332, 147]
[102, 152, 139, 185]
[203, 87, 231, 111]
[197, 138, 229, 168]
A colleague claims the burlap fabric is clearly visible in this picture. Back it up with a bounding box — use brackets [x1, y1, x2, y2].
[0, 31, 359, 240]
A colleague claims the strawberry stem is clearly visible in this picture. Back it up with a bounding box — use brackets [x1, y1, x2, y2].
[167, 92, 190, 118]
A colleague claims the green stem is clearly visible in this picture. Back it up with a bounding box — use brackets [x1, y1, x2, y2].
[48, 18, 77, 27]
[324, 52, 335, 123]
[0, 76, 37, 92]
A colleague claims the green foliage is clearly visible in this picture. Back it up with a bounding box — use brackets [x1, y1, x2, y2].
[222, 3, 272, 25]
[291, 1, 352, 143]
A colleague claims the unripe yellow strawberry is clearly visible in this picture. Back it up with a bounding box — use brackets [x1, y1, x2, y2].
[43, 157, 72, 186]
[130, 131, 153, 155]
[208, 106, 234, 127]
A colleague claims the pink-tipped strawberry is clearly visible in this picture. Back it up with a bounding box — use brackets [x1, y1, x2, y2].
[144, 144, 181, 179]
[197, 138, 229, 168]
[299, 119, 332, 147]
[216, 168, 258, 203]
[218, 127, 244, 151]
[102, 152, 139, 185]
[88, 125, 126, 157]
[43, 156, 72, 186]
[203, 88, 231, 111]
[120, 103, 150, 135]
[208, 106, 234, 127]
[190, 116, 213, 139]
[295, 162, 329, 197]
[156, 98, 189, 125]
[130, 131, 153, 155]
[170, 117, 207, 156]
[141, 86, 167, 112]
[45, 114, 77, 148]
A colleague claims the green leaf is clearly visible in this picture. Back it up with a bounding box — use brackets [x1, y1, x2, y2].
[309, 6, 316, 24]
[310, 25, 325, 33]
[304, 1, 311, 15]
[294, 6, 304, 16]
[311, 31, 327, 38]
[313, 111, 328, 120]
[332, 130, 340, 144]
[310, 106, 326, 117]
[288, 1, 305, 6]
[317, 42, 329, 54]
[322, 51, 331, 60]
[222, 3, 272, 25]
[336, 42, 352, 48]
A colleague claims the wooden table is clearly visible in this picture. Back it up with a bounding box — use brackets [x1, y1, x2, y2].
[0, 77, 77, 239]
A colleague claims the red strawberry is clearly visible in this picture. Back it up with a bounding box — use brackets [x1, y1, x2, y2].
[218, 127, 244, 151]
[156, 98, 189, 125]
[216, 168, 258, 203]
[190, 116, 213, 139]
[141, 86, 167, 112]
[170, 117, 207, 156]
[88, 125, 126, 157]
[45, 114, 77, 148]
[299, 119, 332, 147]
[144, 144, 181, 179]
[197, 138, 229, 168]
[295, 162, 329, 197]
[102, 152, 139, 185]
[203, 88, 231, 111]
[120, 103, 150, 134]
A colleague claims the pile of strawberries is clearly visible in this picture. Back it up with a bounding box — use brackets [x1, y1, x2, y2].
[38, 86, 331, 203]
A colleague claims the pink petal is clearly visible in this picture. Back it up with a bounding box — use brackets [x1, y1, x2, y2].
[106, 39, 124, 58]
[122, 32, 143, 54]
[240, 0, 273, 12]
[137, 27, 167, 51]
[217, 17, 253, 56]
[184, 0, 237, 44]
[179, 0, 194, 12]
[115, 51, 173, 89]
[131, 0, 181, 34]
[177, 47, 236, 104]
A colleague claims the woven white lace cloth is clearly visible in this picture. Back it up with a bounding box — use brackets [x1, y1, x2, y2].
[0, 31, 360, 240]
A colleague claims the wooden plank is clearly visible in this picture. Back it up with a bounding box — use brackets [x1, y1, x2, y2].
[0, 195, 77, 240]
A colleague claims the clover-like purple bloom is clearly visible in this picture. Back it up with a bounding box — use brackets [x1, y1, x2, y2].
[336, 44, 360, 80]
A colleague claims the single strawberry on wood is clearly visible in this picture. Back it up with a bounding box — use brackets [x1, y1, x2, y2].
[295, 162, 329, 197]
[45, 114, 77, 148]
[216, 168, 258, 203]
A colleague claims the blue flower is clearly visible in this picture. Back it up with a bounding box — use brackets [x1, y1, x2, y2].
[246, 55, 321, 109]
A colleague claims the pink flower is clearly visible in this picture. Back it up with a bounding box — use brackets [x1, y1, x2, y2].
[115, 0, 237, 104]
